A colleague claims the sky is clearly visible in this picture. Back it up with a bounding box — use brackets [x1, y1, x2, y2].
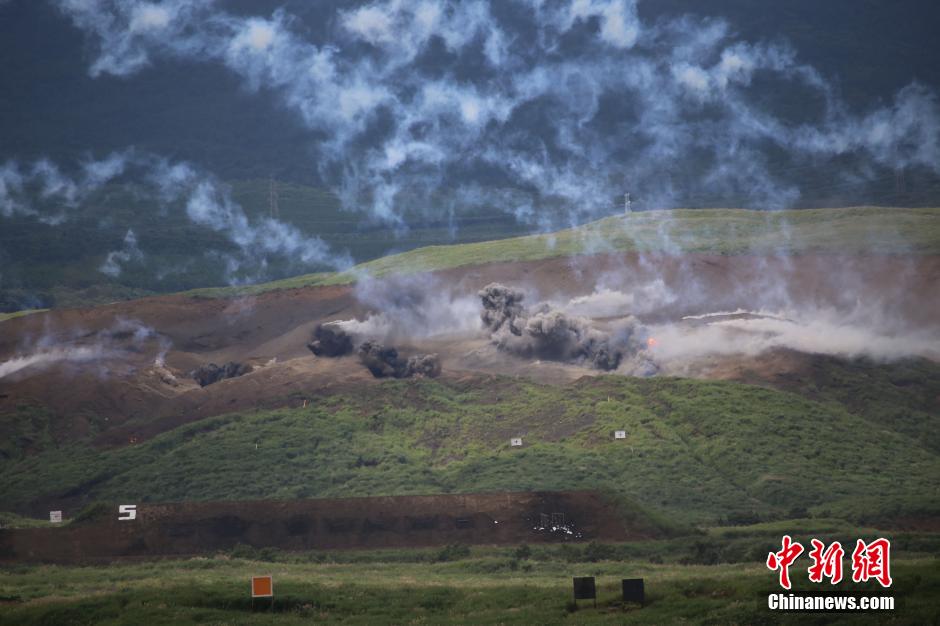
[1, 0, 939, 285]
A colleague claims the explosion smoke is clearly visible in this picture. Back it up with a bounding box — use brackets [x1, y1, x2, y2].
[0, 346, 106, 380]
[0, 317, 170, 381]
[307, 323, 354, 357]
[478, 283, 653, 372]
[357, 341, 441, 379]
[479, 283, 526, 335]
[191, 361, 252, 387]
[337, 273, 480, 342]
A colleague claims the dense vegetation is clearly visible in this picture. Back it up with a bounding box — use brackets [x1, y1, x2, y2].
[3, 361, 938, 527]
[0, 542, 937, 624]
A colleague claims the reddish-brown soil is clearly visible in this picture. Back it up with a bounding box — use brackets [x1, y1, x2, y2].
[0, 491, 644, 563]
[1, 252, 937, 448]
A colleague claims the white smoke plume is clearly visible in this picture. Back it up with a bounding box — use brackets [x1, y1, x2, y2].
[0, 151, 352, 283]
[0, 151, 130, 224]
[0, 345, 106, 380]
[0, 317, 170, 381]
[647, 309, 940, 363]
[562, 280, 677, 318]
[152, 161, 352, 281]
[99, 228, 143, 277]
[336, 273, 480, 341]
[51, 0, 940, 227]
[562, 285, 940, 365]
[474, 279, 940, 372]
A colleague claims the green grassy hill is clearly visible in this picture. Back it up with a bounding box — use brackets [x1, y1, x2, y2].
[4, 203, 938, 309]
[189, 206, 940, 299]
[0, 179, 528, 310]
[4, 359, 938, 527]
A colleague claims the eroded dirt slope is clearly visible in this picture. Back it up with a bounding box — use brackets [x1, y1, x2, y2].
[1, 252, 938, 448]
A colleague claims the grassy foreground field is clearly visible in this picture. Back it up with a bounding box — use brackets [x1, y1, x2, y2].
[1, 539, 937, 625]
[3, 365, 939, 527]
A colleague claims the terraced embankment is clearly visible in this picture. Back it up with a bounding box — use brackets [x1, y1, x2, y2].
[0, 491, 647, 564]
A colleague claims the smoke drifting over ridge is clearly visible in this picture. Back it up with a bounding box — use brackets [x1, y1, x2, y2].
[51, 0, 940, 226]
[0, 151, 129, 224]
[651, 309, 940, 364]
[328, 265, 938, 380]
[99, 229, 144, 277]
[0, 151, 352, 282]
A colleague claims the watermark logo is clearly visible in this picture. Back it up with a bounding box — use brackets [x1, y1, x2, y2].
[766, 534, 804, 590]
[766, 536, 892, 589]
[807, 539, 844, 584]
[851, 538, 892, 588]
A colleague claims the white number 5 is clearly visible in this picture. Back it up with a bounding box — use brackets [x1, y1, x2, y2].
[118, 504, 137, 521]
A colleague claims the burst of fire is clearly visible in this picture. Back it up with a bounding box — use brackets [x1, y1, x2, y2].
[647, 337, 658, 348]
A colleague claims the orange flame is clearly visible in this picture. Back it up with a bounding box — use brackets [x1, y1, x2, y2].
[647, 337, 658, 348]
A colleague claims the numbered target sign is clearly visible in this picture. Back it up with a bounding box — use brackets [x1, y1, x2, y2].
[118, 504, 137, 521]
[49, 511, 62, 523]
[614, 430, 626, 439]
[510, 437, 522, 447]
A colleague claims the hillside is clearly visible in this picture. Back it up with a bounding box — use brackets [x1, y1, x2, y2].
[189, 206, 940, 298]
[0, 178, 528, 311]
[8, 203, 937, 310]
[3, 2, 939, 622]
[3, 369, 938, 528]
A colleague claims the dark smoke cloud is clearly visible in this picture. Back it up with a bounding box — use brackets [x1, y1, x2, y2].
[307, 314, 443, 378]
[479, 282, 654, 373]
[307, 323, 354, 357]
[357, 340, 441, 378]
[479, 283, 526, 335]
[191, 361, 252, 387]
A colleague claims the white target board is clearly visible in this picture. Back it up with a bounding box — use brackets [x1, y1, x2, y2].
[510, 437, 523, 447]
[118, 504, 137, 521]
[614, 430, 627, 439]
[49, 511, 62, 523]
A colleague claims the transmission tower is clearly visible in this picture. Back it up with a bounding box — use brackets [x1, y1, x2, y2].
[268, 176, 280, 219]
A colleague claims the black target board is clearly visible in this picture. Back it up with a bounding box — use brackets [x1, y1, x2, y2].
[573, 576, 596, 601]
[622, 578, 645, 604]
